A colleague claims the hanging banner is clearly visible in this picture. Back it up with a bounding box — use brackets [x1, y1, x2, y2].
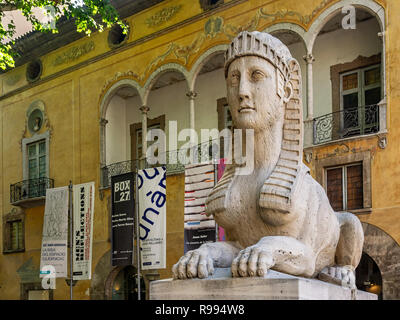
[111, 172, 135, 266]
[138, 166, 166, 270]
[40, 186, 69, 278]
[72, 182, 95, 280]
[217, 158, 226, 241]
[184, 163, 216, 253]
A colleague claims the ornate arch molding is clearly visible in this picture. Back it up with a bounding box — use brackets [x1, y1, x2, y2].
[99, 79, 144, 173]
[263, 23, 308, 53]
[305, 0, 385, 51]
[188, 44, 228, 91]
[361, 222, 400, 300]
[99, 78, 144, 120]
[143, 63, 190, 105]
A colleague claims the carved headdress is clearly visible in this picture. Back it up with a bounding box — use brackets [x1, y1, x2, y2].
[206, 31, 308, 215]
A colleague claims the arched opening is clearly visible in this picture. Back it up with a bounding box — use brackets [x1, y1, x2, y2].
[312, 7, 383, 143]
[193, 51, 226, 156]
[100, 83, 142, 187]
[105, 85, 141, 165]
[111, 266, 146, 300]
[356, 252, 383, 299]
[144, 68, 189, 159]
[269, 29, 307, 118]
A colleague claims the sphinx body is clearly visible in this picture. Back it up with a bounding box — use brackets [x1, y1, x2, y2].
[172, 31, 364, 288]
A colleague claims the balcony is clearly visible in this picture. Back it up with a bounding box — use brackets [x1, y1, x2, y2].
[10, 177, 54, 208]
[313, 104, 380, 145]
[101, 140, 220, 189]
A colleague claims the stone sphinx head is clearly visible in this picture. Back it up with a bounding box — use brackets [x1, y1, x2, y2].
[224, 31, 295, 133]
[224, 31, 304, 213]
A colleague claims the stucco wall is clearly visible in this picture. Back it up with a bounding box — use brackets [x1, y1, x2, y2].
[1, 0, 398, 300]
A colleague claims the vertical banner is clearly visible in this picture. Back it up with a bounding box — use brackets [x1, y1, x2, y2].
[138, 166, 166, 270]
[184, 163, 216, 253]
[40, 186, 69, 278]
[217, 158, 226, 241]
[72, 182, 95, 280]
[111, 173, 135, 266]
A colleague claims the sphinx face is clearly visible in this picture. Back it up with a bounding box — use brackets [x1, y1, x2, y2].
[226, 56, 285, 132]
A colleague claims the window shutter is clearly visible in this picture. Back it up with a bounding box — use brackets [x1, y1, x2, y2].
[326, 168, 344, 211]
[346, 164, 363, 210]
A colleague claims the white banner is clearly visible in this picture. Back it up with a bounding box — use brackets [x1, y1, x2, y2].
[40, 186, 69, 278]
[138, 166, 166, 270]
[72, 182, 95, 280]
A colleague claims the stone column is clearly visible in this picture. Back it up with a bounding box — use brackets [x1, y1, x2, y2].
[99, 117, 108, 188]
[303, 53, 315, 148]
[186, 91, 197, 145]
[100, 118, 108, 167]
[139, 106, 150, 160]
[303, 53, 315, 120]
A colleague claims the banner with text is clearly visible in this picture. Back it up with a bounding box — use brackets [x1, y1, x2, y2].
[72, 182, 95, 280]
[184, 163, 217, 252]
[111, 173, 135, 266]
[138, 166, 166, 270]
[40, 186, 69, 278]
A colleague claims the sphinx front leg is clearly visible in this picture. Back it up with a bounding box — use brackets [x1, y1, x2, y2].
[231, 236, 315, 278]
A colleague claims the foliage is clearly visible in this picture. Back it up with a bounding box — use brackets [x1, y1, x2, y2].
[0, 0, 127, 70]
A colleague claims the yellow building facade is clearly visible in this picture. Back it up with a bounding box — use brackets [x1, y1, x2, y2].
[0, 0, 399, 300]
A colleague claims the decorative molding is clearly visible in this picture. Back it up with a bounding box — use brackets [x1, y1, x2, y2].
[377, 133, 387, 149]
[303, 53, 315, 64]
[145, 5, 183, 28]
[53, 41, 95, 66]
[304, 150, 313, 164]
[101, 71, 140, 97]
[17, 257, 39, 283]
[139, 105, 150, 114]
[186, 91, 198, 100]
[5, 71, 22, 86]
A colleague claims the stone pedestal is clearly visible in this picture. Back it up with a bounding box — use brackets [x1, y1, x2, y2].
[150, 268, 377, 300]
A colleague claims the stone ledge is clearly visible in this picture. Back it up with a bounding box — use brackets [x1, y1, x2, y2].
[150, 268, 377, 300]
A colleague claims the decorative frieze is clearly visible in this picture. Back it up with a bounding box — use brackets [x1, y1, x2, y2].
[145, 5, 182, 28]
[53, 41, 95, 66]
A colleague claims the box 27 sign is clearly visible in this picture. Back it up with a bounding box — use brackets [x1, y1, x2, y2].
[111, 172, 135, 266]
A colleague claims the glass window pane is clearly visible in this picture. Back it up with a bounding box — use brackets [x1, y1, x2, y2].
[365, 87, 381, 105]
[365, 67, 380, 86]
[343, 93, 358, 109]
[342, 73, 358, 91]
[29, 159, 38, 179]
[28, 144, 37, 158]
[39, 142, 46, 156]
[326, 168, 344, 211]
[346, 164, 363, 210]
[39, 156, 46, 177]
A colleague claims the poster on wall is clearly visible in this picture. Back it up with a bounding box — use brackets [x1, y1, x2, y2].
[111, 173, 135, 266]
[40, 186, 69, 278]
[138, 166, 166, 270]
[72, 182, 95, 280]
[184, 163, 217, 252]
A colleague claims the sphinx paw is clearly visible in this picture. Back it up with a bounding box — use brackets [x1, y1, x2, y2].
[231, 245, 274, 278]
[172, 249, 214, 280]
[318, 265, 356, 289]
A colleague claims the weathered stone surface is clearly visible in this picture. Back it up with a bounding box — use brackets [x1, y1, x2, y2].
[152, 268, 376, 300]
[172, 31, 364, 290]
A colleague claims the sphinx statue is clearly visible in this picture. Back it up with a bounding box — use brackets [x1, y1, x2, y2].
[172, 31, 364, 289]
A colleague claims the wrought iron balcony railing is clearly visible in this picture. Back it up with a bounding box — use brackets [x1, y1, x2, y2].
[101, 139, 221, 188]
[10, 177, 54, 204]
[313, 104, 379, 145]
